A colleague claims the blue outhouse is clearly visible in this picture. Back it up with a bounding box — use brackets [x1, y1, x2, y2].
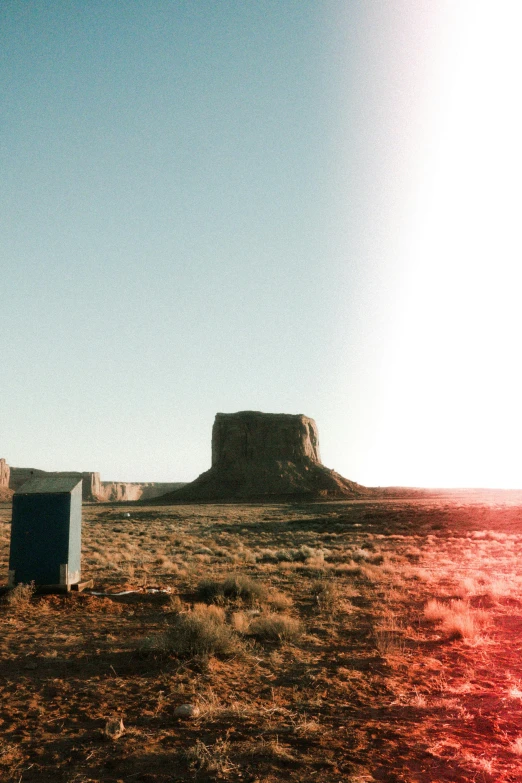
[8, 477, 82, 589]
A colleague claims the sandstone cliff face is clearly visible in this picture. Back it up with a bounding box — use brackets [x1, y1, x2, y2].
[159, 411, 367, 502]
[0, 459, 12, 500]
[212, 411, 321, 468]
[0, 459, 10, 488]
[96, 481, 185, 502]
[9, 468, 184, 502]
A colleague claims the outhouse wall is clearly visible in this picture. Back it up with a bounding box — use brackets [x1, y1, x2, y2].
[8, 479, 82, 587]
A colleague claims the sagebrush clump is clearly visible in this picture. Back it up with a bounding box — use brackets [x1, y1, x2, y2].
[312, 579, 341, 616]
[424, 598, 489, 641]
[248, 612, 301, 643]
[2, 582, 35, 612]
[196, 574, 267, 606]
[162, 605, 242, 658]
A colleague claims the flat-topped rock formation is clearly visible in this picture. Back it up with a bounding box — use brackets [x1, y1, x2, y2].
[212, 411, 321, 467]
[159, 411, 367, 502]
[0, 459, 12, 501]
[95, 480, 186, 502]
[0, 459, 10, 488]
[9, 467, 184, 502]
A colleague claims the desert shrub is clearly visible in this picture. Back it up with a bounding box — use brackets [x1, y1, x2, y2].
[443, 613, 482, 641]
[2, 582, 35, 611]
[162, 605, 242, 658]
[258, 545, 329, 564]
[374, 610, 407, 659]
[271, 545, 321, 562]
[222, 575, 266, 603]
[184, 736, 237, 775]
[193, 603, 226, 622]
[312, 579, 340, 616]
[249, 612, 301, 643]
[196, 578, 227, 603]
[424, 599, 489, 641]
[256, 548, 278, 563]
[235, 546, 256, 564]
[374, 628, 406, 658]
[334, 562, 361, 575]
[424, 599, 449, 622]
[359, 563, 387, 582]
[481, 577, 514, 601]
[267, 589, 293, 610]
[351, 548, 384, 565]
[167, 594, 184, 613]
[241, 737, 296, 762]
[196, 574, 267, 606]
[230, 610, 252, 634]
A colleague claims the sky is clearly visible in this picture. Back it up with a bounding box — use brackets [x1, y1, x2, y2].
[2, 0, 522, 488]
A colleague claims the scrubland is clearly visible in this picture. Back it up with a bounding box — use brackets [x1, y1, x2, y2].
[1, 496, 522, 782]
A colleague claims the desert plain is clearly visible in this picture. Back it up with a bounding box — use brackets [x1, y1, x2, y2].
[1, 493, 522, 782]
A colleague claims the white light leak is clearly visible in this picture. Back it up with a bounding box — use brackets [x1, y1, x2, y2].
[367, 1, 522, 488]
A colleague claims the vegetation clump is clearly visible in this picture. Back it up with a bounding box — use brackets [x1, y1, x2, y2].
[1, 582, 35, 612]
[258, 545, 329, 563]
[424, 598, 489, 641]
[248, 612, 301, 643]
[197, 574, 267, 606]
[312, 579, 340, 616]
[162, 604, 242, 659]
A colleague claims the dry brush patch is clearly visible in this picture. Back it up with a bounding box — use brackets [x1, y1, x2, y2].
[1, 497, 522, 781]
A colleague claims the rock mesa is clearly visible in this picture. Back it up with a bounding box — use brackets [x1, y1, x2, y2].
[0, 459, 9, 488]
[0, 458, 12, 501]
[8, 467, 184, 503]
[160, 411, 366, 502]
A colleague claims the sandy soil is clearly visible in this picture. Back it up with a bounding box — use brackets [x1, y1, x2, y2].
[1, 496, 522, 782]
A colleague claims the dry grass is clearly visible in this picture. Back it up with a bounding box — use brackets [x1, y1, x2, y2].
[248, 611, 302, 643]
[424, 598, 489, 641]
[1, 495, 522, 781]
[184, 734, 238, 776]
[312, 578, 341, 616]
[2, 581, 35, 611]
[159, 604, 243, 659]
[258, 544, 329, 564]
[196, 573, 267, 606]
[241, 736, 296, 762]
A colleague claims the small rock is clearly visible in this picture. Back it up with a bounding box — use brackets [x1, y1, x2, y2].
[104, 718, 125, 740]
[174, 704, 200, 719]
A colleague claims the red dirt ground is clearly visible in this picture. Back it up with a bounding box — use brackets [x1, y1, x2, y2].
[1, 495, 522, 782]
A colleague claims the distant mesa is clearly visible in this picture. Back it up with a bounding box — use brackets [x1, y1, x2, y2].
[0, 458, 10, 488]
[0, 458, 12, 501]
[158, 411, 368, 502]
[2, 463, 185, 503]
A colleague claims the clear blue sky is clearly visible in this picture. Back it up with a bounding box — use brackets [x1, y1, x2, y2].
[2, 1, 521, 488]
